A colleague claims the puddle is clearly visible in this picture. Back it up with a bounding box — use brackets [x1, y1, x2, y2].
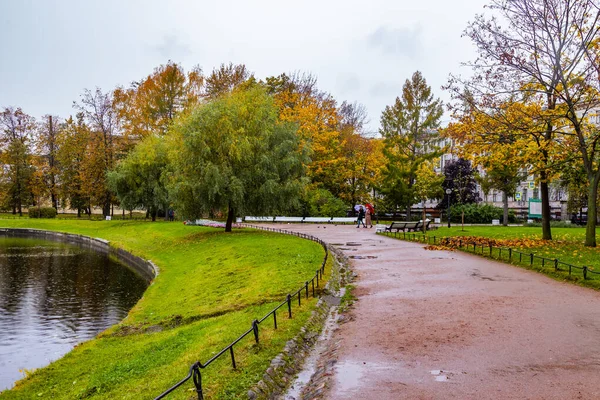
[431, 369, 449, 382]
[284, 291, 344, 399]
[335, 361, 400, 393]
[349, 255, 378, 259]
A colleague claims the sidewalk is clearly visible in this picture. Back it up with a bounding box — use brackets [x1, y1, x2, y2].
[266, 223, 600, 399]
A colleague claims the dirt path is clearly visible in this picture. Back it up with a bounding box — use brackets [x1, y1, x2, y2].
[265, 224, 600, 399]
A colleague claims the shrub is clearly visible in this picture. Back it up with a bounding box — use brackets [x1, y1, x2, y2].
[449, 203, 516, 224]
[306, 189, 347, 217]
[29, 207, 57, 219]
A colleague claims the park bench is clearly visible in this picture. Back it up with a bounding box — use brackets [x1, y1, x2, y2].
[413, 219, 433, 232]
[244, 216, 274, 222]
[384, 222, 408, 232]
[331, 217, 357, 224]
[274, 216, 304, 223]
[303, 217, 332, 223]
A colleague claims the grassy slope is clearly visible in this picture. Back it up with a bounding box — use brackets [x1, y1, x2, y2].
[0, 220, 327, 399]
[411, 226, 600, 289]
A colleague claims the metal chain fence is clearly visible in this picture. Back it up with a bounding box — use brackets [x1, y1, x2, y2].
[155, 224, 328, 400]
[381, 230, 598, 281]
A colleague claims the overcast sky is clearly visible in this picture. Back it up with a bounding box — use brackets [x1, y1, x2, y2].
[0, 0, 485, 134]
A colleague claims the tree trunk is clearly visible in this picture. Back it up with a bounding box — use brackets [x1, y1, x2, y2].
[540, 172, 552, 240]
[584, 173, 599, 247]
[422, 201, 426, 234]
[151, 208, 157, 222]
[102, 195, 111, 217]
[502, 191, 509, 226]
[406, 206, 411, 222]
[225, 204, 235, 232]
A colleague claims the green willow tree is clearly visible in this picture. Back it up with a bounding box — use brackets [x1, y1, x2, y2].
[107, 135, 170, 221]
[168, 86, 309, 232]
[380, 71, 444, 220]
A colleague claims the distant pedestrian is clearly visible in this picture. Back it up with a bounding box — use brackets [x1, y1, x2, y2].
[365, 207, 372, 228]
[357, 206, 366, 228]
[168, 209, 174, 221]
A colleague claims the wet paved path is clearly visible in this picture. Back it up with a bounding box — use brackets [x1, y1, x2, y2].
[264, 224, 600, 399]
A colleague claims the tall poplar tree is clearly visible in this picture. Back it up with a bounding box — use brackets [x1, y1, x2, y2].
[380, 71, 443, 220]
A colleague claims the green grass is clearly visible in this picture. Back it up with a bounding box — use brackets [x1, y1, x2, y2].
[0, 219, 328, 399]
[382, 225, 600, 290]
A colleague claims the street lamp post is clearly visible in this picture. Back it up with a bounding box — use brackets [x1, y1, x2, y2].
[446, 188, 452, 228]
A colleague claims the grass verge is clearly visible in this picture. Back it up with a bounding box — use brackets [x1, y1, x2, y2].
[0, 219, 328, 399]
[380, 226, 600, 290]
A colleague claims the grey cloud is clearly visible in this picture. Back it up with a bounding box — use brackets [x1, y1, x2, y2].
[154, 34, 191, 60]
[367, 25, 422, 58]
[369, 81, 403, 98]
[337, 74, 361, 95]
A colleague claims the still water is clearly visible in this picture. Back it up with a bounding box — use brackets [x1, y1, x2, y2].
[0, 237, 148, 391]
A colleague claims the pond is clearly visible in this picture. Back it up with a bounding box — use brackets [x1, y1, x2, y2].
[0, 236, 148, 391]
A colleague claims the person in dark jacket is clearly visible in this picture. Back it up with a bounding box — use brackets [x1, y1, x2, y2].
[357, 206, 366, 228]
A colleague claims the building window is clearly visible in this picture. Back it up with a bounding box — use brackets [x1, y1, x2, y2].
[492, 192, 497, 202]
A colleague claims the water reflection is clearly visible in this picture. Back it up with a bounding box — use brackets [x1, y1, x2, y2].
[0, 237, 147, 391]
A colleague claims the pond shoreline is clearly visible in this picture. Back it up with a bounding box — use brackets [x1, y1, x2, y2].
[0, 228, 158, 282]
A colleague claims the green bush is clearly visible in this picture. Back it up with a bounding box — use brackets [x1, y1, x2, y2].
[29, 207, 57, 219]
[526, 221, 580, 228]
[449, 203, 516, 224]
[306, 189, 347, 217]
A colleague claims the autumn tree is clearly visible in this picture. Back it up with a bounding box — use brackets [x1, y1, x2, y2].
[56, 114, 90, 216]
[413, 160, 444, 233]
[450, 0, 600, 244]
[204, 63, 253, 99]
[335, 101, 383, 207]
[36, 115, 60, 209]
[380, 71, 444, 220]
[74, 88, 121, 217]
[0, 107, 36, 215]
[265, 72, 343, 197]
[114, 61, 204, 139]
[168, 86, 309, 231]
[443, 101, 534, 225]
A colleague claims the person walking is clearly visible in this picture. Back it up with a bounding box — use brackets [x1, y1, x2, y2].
[365, 206, 373, 228]
[357, 206, 367, 228]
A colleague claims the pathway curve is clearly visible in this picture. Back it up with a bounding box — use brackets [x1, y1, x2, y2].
[265, 224, 600, 399]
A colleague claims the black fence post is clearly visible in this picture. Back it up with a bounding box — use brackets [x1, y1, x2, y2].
[230, 346, 236, 369]
[192, 363, 204, 400]
[252, 319, 259, 343]
[554, 259, 558, 271]
[316, 270, 320, 287]
[298, 291, 301, 307]
[305, 281, 309, 299]
[583, 266, 588, 280]
[273, 310, 277, 329]
[542, 258, 545, 267]
[287, 294, 292, 318]
[569, 265, 572, 276]
[509, 248, 512, 262]
[312, 279, 315, 297]
[530, 253, 534, 266]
